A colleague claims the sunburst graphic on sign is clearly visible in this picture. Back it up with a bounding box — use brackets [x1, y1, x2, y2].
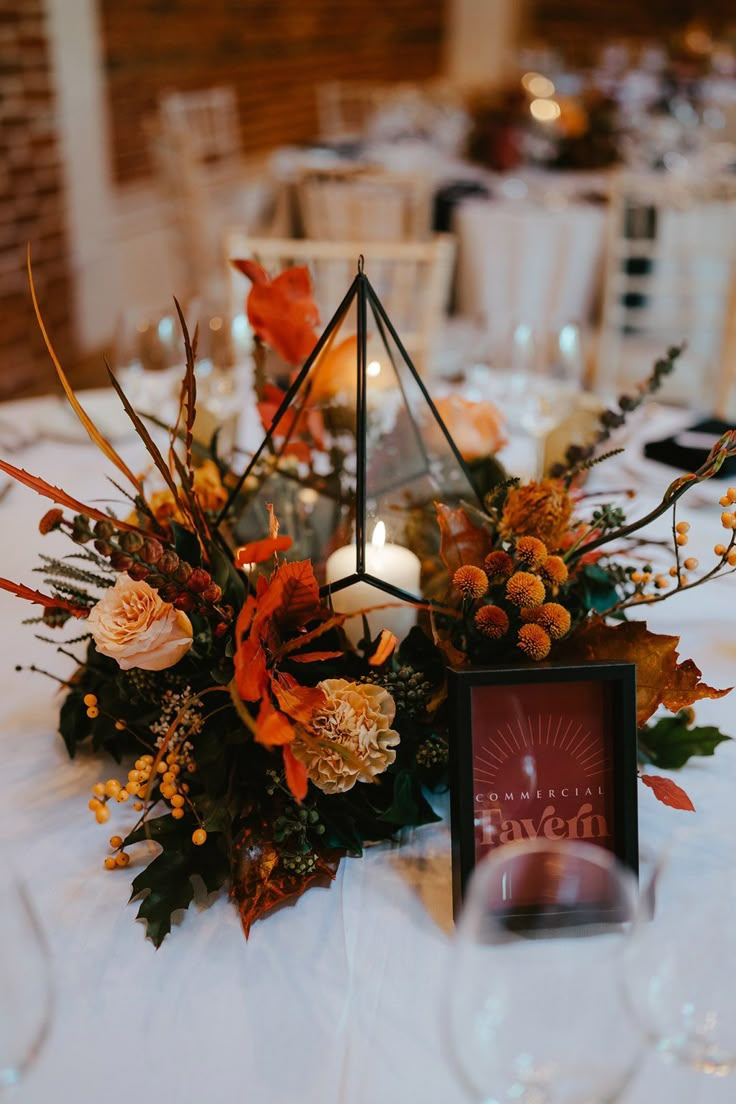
[473, 712, 610, 791]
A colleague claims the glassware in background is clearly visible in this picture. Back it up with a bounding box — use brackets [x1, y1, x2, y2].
[182, 299, 242, 459]
[623, 823, 736, 1079]
[111, 302, 251, 457]
[0, 866, 53, 1092]
[447, 839, 641, 1104]
[111, 306, 184, 420]
[510, 322, 586, 478]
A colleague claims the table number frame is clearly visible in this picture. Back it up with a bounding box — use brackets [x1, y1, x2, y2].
[448, 662, 638, 920]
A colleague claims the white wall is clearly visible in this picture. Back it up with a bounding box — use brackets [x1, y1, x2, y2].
[44, 0, 182, 354]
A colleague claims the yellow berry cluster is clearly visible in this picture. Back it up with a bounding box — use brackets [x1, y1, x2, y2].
[89, 743, 207, 861]
[454, 537, 572, 661]
[626, 494, 736, 606]
[716, 490, 736, 565]
[83, 692, 99, 720]
[87, 753, 157, 825]
[104, 834, 131, 870]
[83, 693, 128, 731]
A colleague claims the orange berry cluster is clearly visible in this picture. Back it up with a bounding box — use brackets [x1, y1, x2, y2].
[452, 536, 571, 661]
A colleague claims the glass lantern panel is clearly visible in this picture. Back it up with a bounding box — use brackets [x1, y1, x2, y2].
[232, 276, 482, 600]
[233, 291, 360, 581]
[362, 291, 481, 599]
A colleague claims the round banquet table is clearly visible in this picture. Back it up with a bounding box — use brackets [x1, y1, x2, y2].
[0, 395, 735, 1104]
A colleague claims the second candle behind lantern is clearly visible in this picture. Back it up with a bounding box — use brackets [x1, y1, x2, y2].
[324, 521, 421, 648]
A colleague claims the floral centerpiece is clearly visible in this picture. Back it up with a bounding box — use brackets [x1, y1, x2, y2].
[2, 256, 733, 946]
[466, 82, 621, 174]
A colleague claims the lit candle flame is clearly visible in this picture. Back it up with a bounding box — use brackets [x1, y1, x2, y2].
[371, 520, 386, 548]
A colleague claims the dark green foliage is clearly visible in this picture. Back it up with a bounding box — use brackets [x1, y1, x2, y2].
[127, 817, 230, 947]
[639, 711, 732, 770]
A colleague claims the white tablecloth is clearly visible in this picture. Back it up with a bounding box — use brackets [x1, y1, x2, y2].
[1, 397, 735, 1104]
[453, 196, 608, 334]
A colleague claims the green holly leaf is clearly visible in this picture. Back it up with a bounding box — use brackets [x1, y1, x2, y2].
[126, 816, 230, 945]
[124, 814, 182, 847]
[638, 712, 732, 770]
[130, 848, 194, 947]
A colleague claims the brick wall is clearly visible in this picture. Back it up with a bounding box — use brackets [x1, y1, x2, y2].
[100, 0, 447, 184]
[526, 1, 736, 64]
[0, 0, 73, 398]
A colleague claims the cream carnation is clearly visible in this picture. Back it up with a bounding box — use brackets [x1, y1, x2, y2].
[292, 678, 400, 795]
[87, 574, 193, 672]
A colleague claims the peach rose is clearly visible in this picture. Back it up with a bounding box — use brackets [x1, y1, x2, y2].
[433, 395, 507, 461]
[87, 574, 193, 671]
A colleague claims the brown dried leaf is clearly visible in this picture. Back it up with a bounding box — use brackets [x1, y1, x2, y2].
[28, 247, 142, 491]
[233, 827, 339, 938]
[660, 657, 730, 715]
[435, 503, 490, 578]
[563, 618, 731, 727]
[271, 676, 326, 726]
[283, 744, 308, 802]
[271, 560, 321, 632]
[235, 536, 293, 565]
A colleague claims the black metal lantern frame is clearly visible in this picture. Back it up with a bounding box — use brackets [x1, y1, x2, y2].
[222, 258, 484, 608]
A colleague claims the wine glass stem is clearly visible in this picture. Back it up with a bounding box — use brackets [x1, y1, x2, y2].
[532, 433, 546, 480]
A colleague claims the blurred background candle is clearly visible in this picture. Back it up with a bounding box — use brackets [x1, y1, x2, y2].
[325, 521, 421, 647]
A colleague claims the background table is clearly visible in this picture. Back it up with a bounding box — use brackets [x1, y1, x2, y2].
[453, 195, 607, 333]
[0, 398, 734, 1104]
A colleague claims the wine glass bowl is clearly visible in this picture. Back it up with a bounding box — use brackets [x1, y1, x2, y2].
[622, 825, 736, 1078]
[0, 869, 53, 1092]
[447, 839, 641, 1104]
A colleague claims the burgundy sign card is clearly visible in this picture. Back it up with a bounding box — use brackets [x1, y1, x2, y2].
[449, 663, 638, 921]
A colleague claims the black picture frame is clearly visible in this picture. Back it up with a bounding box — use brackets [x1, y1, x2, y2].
[448, 661, 638, 923]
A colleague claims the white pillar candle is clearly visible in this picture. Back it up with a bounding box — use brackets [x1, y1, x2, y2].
[325, 522, 421, 648]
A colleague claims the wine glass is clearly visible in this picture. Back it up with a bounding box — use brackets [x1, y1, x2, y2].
[446, 839, 641, 1104]
[179, 299, 241, 456]
[0, 864, 53, 1091]
[111, 306, 183, 418]
[507, 322, 585, 479]
[622, 822, 736, 1078]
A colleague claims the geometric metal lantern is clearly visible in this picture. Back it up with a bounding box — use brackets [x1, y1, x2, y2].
[226, 259, 483, 637]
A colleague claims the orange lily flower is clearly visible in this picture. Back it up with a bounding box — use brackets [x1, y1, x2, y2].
[232, 260, 319, 365]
